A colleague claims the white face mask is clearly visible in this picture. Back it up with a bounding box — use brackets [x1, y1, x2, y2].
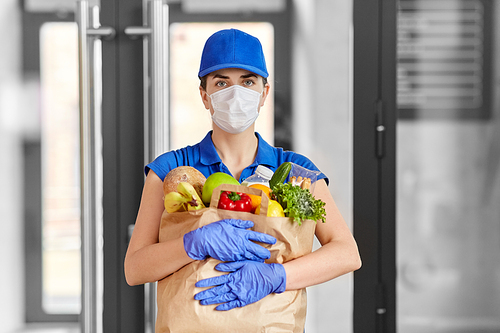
[208, 85, 262, 134]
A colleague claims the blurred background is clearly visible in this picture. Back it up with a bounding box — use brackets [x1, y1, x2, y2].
[0, 0, 499, 332]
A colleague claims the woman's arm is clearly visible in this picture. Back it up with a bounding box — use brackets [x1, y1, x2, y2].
[124, 170, 193, 286]
[282, 179, 361, 290]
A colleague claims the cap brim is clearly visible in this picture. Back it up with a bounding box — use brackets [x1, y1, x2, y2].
[198, 63, 268, 78]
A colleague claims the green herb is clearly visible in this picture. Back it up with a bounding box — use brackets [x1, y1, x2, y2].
[271, 182, 326, 225]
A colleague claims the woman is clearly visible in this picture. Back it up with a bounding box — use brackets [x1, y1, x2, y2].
[124, 28, 361, 311]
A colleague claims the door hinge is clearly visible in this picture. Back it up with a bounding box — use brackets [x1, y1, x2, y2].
[376, 282, 387, 332]
[376, 282, 387, 315]
[375, 100, 385, 159]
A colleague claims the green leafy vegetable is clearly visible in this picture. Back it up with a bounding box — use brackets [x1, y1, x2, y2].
[271, 182, 326, 225]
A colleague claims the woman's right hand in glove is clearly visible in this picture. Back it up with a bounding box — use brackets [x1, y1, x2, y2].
[183, 219, 276, 262]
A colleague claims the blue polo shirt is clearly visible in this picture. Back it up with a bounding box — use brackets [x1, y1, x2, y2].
[145, 131, 328, 185]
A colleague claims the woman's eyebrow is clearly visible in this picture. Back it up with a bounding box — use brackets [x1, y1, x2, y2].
[241, 73, 258, 79]
[212, 73, 229, 79]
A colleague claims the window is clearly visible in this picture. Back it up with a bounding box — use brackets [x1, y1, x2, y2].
[40, 22, 81, 315]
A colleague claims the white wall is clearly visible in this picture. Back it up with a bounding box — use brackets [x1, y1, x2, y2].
[292, 0, 354, 332]
[0, 0, 26, 331]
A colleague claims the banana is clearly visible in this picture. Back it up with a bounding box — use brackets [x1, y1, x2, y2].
[177, 182, 205, 211]
[164, 191, 189, 213]
[164, 182, 206, 213]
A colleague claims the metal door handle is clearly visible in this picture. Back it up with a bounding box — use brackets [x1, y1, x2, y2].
[76, 2, 115, 333]
[123, 26, 152, 37]
[88, 26, 116, 39]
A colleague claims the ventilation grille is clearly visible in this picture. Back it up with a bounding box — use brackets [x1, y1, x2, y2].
[397, 0, 492, 118]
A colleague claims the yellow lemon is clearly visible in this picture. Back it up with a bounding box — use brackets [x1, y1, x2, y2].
[256, 199, 285, 217]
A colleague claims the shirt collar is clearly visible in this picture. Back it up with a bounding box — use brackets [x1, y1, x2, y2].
[198, 131, 278, 168]
[199, 131, 222, 166]
[253, 132, 278, 169]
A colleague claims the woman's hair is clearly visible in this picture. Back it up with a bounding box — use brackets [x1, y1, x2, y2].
[199, 75, 268, 91]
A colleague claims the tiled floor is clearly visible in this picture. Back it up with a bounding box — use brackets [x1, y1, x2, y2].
[14, 323, 79, 333]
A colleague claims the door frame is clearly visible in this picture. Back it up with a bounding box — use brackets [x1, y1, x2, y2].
[353, 0, 397, 332]
[100, 0, 146, 330]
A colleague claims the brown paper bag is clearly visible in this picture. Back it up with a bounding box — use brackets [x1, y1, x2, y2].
[156, 184, 316, 333]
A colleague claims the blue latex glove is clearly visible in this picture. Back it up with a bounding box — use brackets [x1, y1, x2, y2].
[183, 219, 276, 262]
[194, 260, 287, 311]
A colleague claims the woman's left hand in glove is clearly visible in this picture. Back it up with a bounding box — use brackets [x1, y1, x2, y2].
[194, 260, 287, 311]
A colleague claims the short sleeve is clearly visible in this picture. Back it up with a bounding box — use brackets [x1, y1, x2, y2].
[145, 150, 185, 181]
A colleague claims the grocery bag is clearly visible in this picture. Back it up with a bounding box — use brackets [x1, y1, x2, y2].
[156, 184, 316, 333]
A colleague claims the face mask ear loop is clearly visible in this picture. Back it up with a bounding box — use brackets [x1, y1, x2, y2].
[257, 89, 265, 107]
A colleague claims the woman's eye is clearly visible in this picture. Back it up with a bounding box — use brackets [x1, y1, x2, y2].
[243, 80, 254, 87]
[215, 81, 227, 87]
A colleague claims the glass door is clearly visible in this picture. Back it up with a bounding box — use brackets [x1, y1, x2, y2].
[22, 0, 109, 328]
[397, 1, 500, 332]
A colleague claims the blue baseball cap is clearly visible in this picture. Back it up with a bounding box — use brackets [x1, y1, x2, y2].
[198, 29, 269, 78]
